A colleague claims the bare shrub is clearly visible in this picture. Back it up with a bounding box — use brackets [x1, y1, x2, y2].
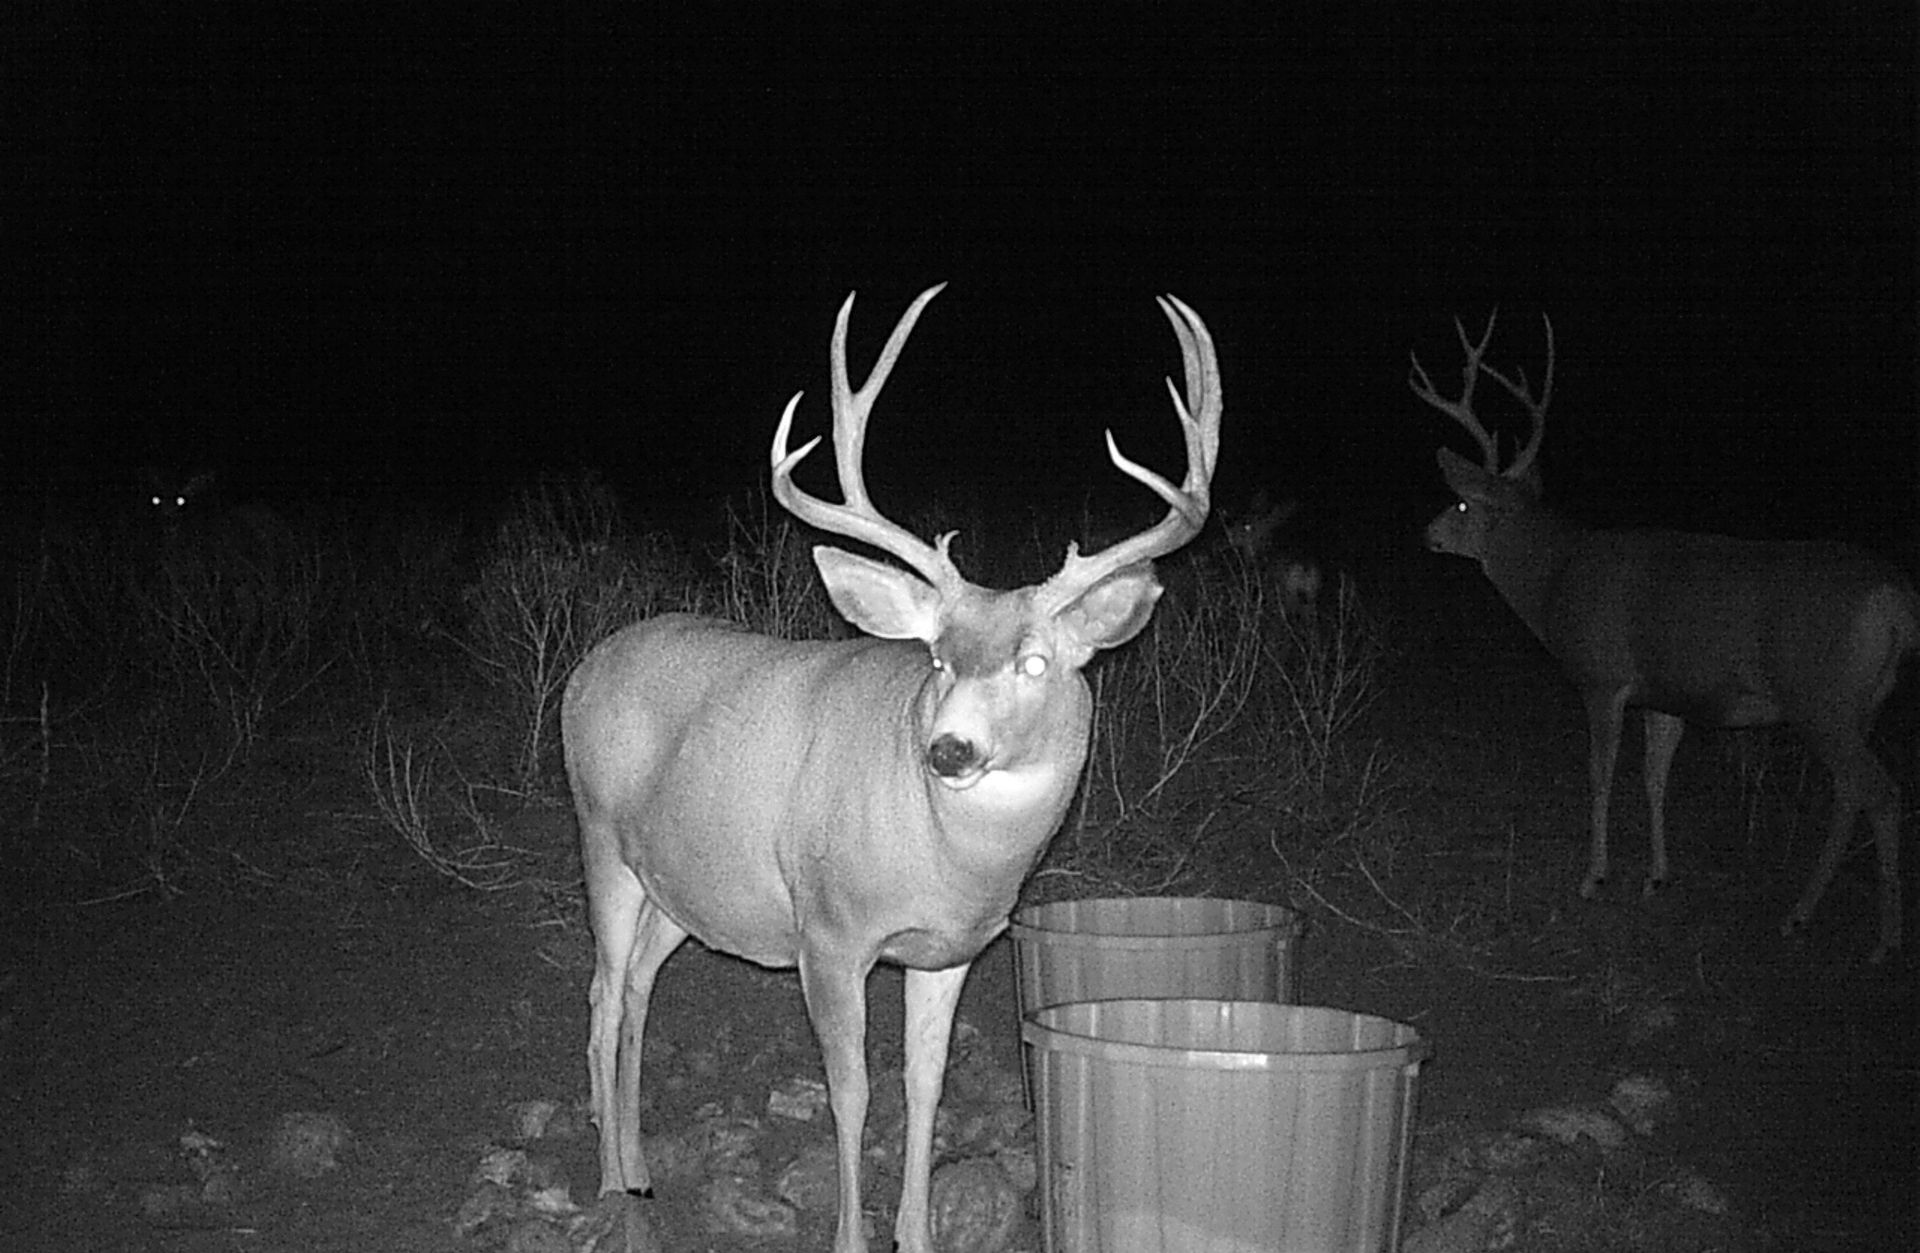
[1038, 546, 1392, 900]
[122, 515, 346, 775]
[36, 520, 142, 683]
[704, 495, 845, 640]
[1255, 571, 1387, 786]
[456, 472, 689, 793]
[363, 704, 530, 890]
[37, 709, 232, 900]
[1079, 565, 1264, 823]
[339, 506, 474, 675]
[0, 499, 357, 898]
[1037, 554, 1265, 896]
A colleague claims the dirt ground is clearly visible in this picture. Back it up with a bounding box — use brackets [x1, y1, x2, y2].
[2, 567, 1915, 1252]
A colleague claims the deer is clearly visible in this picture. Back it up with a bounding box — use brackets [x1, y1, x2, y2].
[140, 466, 217, 519]
[1226, 489, 1322, 620]
[561, 283, 1222, 1253]
[133, 467, 291, 558]
[1410, 310, 1916, 965]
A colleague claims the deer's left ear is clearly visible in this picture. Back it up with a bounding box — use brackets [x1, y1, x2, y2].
[1437, 447, 1499, 500]
[1054, 564, 1162, 653]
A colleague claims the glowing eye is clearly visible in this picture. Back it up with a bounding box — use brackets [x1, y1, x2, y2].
[930, 655, 947, 672]
[1020, 654, 1047, 678]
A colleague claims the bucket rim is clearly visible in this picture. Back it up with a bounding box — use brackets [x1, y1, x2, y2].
[1011, 895, 1304, 941]
[1022, 999, 1431, 1071]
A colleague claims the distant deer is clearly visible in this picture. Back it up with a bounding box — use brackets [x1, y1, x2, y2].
[140, 466, 216, 520]
[562, 284, 1222, 1252]
[1411, 311, 1915, 964]
[1226, 489, 1321, 619]
[132, 467, 290, 567]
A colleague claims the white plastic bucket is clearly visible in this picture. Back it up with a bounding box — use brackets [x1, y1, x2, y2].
[1010, 896, 1304, 1017]
[1025, 1000, 1427, 1253]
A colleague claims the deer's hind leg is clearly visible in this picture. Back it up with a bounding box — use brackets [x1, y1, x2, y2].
[1784, 721, 1901, 963]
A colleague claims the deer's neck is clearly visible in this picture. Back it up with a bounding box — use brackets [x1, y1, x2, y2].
[1478, 505, 1588, 646]
[924, 699, 1091, 895]
[940, 759, 1080, 843]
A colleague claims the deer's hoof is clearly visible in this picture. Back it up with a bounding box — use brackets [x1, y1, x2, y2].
[576, 1192, 663, 1253]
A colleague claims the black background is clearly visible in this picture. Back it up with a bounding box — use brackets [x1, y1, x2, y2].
[12, 5, 1915, 556]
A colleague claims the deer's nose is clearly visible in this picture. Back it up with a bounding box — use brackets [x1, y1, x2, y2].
[927, 734, 981, 778]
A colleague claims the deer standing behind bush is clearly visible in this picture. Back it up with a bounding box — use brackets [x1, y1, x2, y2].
[1226, 489, 1321, 621]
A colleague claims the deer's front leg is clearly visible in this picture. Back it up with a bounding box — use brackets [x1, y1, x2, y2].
[895, 964, 971, 1253]
[800, 949, 875, 1253]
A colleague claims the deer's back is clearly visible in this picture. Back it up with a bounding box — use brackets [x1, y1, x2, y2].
[1543, 529, 1914, 724]
[563, 614, 927, 790]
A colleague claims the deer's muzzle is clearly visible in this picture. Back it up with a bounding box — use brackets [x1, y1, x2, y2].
[927, 733, 982, 780]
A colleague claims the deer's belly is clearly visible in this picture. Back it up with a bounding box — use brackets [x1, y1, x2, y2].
[1638, 678, 1782, 729]
[633, 860, 802, 968]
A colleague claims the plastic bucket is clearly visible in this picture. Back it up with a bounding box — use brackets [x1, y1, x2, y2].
[1025, 1000, 1427, 1253]
[1009, 897, 1304, 1018]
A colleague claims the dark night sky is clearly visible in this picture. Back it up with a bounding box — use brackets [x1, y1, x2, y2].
[11, 6, 1916, 556]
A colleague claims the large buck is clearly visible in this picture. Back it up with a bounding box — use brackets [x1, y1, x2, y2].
[1411, 311, 1915, 964]
[563, 284, 1221, 1252]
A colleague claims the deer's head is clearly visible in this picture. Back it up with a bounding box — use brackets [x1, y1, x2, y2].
[772, 285, 1222, 793]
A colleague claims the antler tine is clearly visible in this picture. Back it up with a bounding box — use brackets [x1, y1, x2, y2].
[829, 283, 946, 515]
[1408, 309, 1503, 471]
[1035, 293, 1222, 613]
[1475, 312, 1553, 479]
[772, 284, 964, 593]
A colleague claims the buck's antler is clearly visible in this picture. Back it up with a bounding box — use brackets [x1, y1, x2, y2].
[1033, 293, 1222, 612]
[1408, 310, 1553, 479]
[772, 283, 966, 596]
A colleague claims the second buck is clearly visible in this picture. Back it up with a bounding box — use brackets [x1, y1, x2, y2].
[563, 284, 1222, 1253]
[1411, 311, 1915, 964]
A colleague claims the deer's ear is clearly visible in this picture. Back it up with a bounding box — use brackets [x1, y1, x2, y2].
[812, 546, 944, 643]
[1054, 564, 1162, 654]
[1437, 447, 1499, 500]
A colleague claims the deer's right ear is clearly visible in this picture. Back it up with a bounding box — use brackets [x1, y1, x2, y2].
[812, 546, 944, 643]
